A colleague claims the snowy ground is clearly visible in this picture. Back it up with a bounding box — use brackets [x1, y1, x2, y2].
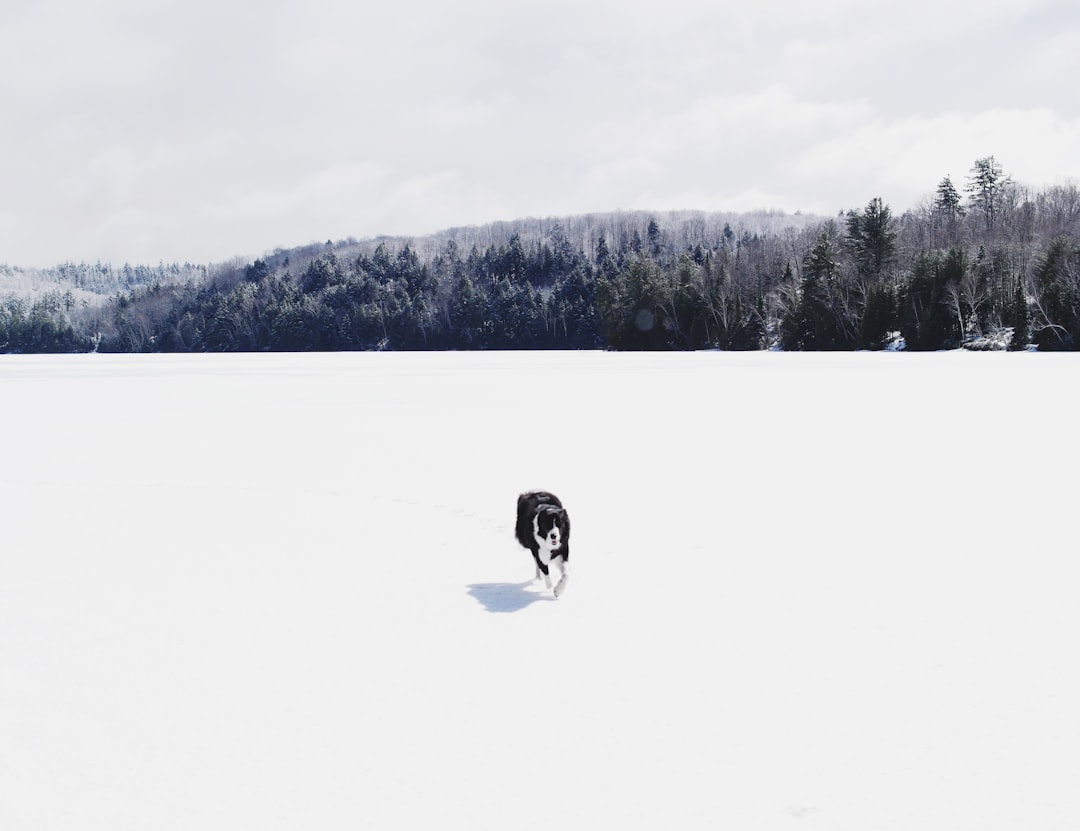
[2, 351, 1079, 830]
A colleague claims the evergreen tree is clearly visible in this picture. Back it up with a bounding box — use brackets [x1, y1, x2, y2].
[299, 254, 344, 294]
[1031, 236, 1080, 349]
[845, 197, 897, 280]
[244, 259, 271, 283]
[594, 232, 614, 277]
[448, 274, 489, 348]
[966, 156, 1013, 234]
[552, 267, 602, 348]
[859, 282, 897, 349]
[939, 247, 971, 342]
[597, 256, 668, 349]
[1009, 278, 1030, 350]
[545, 223, 578, 280]
[724, 295, 765, 350]
[504, 233, 527, 283]
[933, 175, 965, 246]
[781, 231, 854, 350]
[647, 218, 662, 258]
[899, 251, 961, 350]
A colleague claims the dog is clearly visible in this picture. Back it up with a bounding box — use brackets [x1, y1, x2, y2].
[515, 491, 571, 598]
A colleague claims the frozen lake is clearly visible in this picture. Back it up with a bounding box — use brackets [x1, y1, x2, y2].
[2, 351, 1078, 830]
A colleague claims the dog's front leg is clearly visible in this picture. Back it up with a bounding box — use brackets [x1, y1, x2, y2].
[552, 557, 569, 598]
[535, 550, 552, 590]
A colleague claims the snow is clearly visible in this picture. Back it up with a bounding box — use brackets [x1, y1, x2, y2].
[2, 351, 1079, 830]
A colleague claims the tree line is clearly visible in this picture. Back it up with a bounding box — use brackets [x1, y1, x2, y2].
[3, 157, 1080, 353]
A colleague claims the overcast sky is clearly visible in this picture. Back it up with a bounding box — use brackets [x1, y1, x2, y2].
[2, 0, 1078, 267]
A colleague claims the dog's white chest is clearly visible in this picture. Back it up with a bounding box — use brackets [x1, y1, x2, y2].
[534, 541, 564, 566]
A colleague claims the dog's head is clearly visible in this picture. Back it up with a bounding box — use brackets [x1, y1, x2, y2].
[532, 504, 567, 551]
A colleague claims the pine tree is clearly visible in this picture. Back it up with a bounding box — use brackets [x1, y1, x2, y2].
[900, 251, 961, 350]
[595, 232, 611, 271]
[504, 234, 527, 283]
[845, 197, 897, 279]
[1032, 237, 1080, 349]
[934, 176, 964, 220]
[1010, 278, 1030, 350]
[966, 156, 1013, 234]
[859, 282, 897, 349]
[933, 176, 965, 246]
[781, 231, 852, 350]
[647, 219, 662, 258]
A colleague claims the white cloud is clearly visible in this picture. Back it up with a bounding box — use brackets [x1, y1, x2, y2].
[1, 0, 1078, 265]
[583, 156, 667, 204]
[792, 108, 1080, 211]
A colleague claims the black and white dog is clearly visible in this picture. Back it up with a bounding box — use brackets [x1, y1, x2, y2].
[515, 490, 571, 598]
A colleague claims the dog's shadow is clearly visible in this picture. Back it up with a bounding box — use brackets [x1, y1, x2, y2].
[466, 580, 555, 613]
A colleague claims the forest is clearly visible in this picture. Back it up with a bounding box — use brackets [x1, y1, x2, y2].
[3, 157, 1079, 353]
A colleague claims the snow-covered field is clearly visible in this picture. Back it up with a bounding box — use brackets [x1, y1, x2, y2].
[2, 351, 1078, 830]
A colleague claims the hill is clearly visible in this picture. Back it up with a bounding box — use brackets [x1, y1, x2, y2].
[4, 159, 1080, 352]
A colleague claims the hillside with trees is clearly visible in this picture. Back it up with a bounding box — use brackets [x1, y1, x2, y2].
[3, 157, 1079, 353]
